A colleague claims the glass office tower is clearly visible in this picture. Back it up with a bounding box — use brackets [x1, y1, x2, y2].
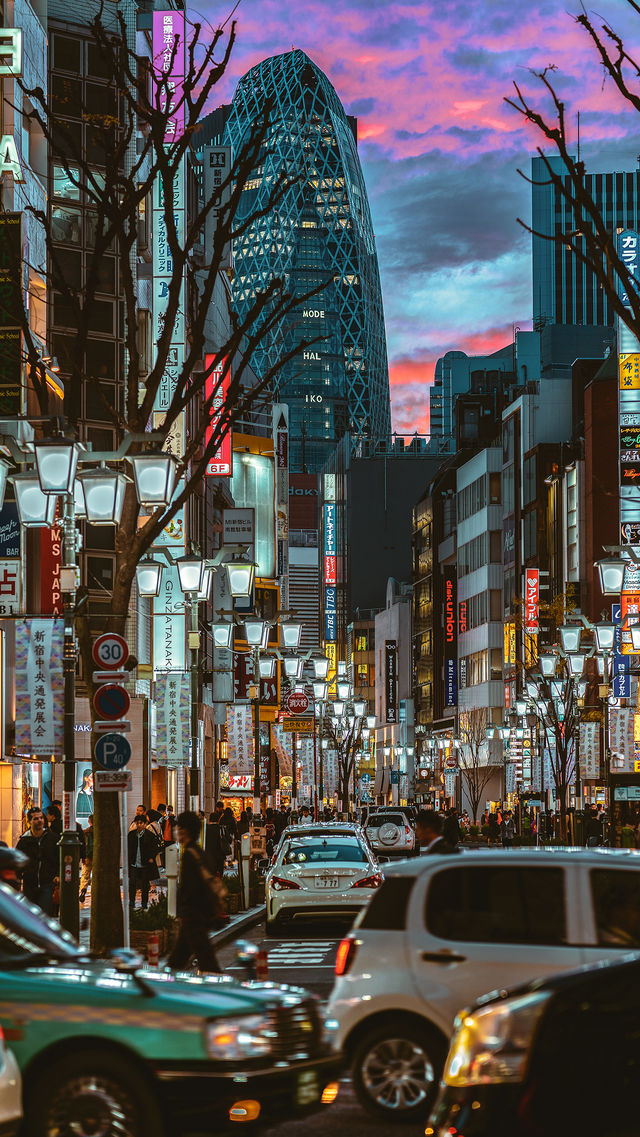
[225, 50, 391, 471]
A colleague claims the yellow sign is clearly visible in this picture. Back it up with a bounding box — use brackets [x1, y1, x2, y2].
[504, 621, 516, 666]
[635, 715, 640, 743]
[283, 718, 313, 733]
[619, 353, 640, 389]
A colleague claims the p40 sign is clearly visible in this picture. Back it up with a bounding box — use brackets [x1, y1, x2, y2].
[524, 569, 539, 635]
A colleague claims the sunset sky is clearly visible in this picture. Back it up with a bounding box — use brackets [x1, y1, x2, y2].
[203, 0, 640, 434]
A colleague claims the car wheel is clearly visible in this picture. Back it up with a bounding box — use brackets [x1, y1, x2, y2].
[24, 1048, 164, 1137]
[351, 1020, 444, 1122]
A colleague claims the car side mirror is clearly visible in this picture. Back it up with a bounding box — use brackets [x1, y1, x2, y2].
[256, 858, 269, 870]
[377, 855, 391, 863]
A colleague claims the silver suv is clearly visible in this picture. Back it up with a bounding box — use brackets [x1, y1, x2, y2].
[365, 810, 416, 857]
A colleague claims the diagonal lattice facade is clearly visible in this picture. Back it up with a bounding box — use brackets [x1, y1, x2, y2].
[225, 50, 391, 472]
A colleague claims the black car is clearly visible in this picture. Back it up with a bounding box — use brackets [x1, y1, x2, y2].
[428, 953, 640, 1137]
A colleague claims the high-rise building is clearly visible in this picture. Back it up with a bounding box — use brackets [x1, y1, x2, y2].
[531, 155, 640, 328]
[224, 50, 392, 472]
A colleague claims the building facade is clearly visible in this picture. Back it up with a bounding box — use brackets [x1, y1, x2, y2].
[224, 49, 392, 472]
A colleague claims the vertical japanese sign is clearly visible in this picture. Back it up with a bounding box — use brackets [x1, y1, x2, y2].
[15, 619, 64, 756]
[151, 12, 188, 679]
[155, 671, 190, 765]
[204, 144, 231, 268]
[617, 230, 640, 544]
[226, 704, 254, 776]
[40, 502, 61, 616]
[204, 353, 232, 476]
[273, 405, 289, 609]
[524, 568, 539, 634]
[324, 502, 336, 585]
[385, 640, 398, 723]
[443, 567, 457, 708]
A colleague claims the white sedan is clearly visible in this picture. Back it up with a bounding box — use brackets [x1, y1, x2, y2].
[265, 831, 382, 933]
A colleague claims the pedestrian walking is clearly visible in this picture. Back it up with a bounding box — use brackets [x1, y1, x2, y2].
[205, 810, 225, 876]
[443, 808, 462, 848]
[16, 808, 59, 914]
[168, 811, 225, 973]
[127, 815, 157, 910]
[501, 811, 516, 848]
[488, 812, 500, 846]
[79, 814, 94, 904]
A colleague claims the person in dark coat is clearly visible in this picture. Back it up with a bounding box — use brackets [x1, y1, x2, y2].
[16, 808, 59, 913]
[127, 815, 157, 909]
[205, 810, 225, 876]
[416, 810, 459, 855]
[168, 811, 221, 973]
[443, 808, 462, 848]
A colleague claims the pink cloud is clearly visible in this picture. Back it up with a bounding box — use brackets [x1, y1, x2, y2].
[389, 323, 519, 434]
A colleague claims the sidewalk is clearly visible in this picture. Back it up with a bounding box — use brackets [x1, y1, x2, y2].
[78, 882, 263, 954]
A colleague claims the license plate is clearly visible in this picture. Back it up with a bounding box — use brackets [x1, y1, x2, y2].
[296, 1070, 319, 1106]
[315, 876, 339, 889]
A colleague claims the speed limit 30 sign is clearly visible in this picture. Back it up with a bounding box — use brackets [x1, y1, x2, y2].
[92, 633, 129, 670]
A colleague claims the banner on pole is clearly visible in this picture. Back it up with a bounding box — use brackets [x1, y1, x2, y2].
[226, 704, 254, 775]
[155, 671, 190, 765]
[15, 618, 64, 756]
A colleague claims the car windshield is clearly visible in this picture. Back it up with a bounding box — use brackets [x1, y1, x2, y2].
[367, 814, 405, 827]
[0, 883, 83, 963]
[282, 838, 368, 865]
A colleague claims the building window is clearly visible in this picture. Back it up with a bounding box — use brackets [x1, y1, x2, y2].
[355, 632, 369, 652]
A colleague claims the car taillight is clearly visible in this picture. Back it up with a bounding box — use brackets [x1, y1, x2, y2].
[352, 873, 382, 889]
[335, 935, 358, 976]
[405, 826, 411, 839]
[271, 875, 300, 891]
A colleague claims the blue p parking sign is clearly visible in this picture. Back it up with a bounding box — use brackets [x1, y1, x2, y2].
[94, 733, 132, 770]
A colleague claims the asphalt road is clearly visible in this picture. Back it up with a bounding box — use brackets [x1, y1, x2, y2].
[217, 913, 351, 999]
[219, 915, 426, 1137]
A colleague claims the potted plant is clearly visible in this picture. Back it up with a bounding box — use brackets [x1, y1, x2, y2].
[129, 897, 177, 958]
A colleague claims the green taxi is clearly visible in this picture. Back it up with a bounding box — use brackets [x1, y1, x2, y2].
[0, 883, 339, 1136]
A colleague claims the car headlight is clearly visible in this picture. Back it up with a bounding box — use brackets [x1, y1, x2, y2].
[444, 990, 552, 1086]
[206, 1015, 275, 1060]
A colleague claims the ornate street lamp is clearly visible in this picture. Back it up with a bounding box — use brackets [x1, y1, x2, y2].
[225, 558, 255, 598]
[259, 656, 276, 679]
[130, 451, 178, 508]
[539, 652, 557, 677]
[33, 437, 79, 494]
[594, 622, 616, 653]
[596, 557, 627, 596]
[313, 656, 329, 680]
[332, 700, 345, 717]
[567, 651, 587, 676]
[135, 557, 163, 597]
[11, 472, 57, 527]
[283, 655, 302, 679]
[313, 680, 328, 701]
[559, 624, 582, 653]
[244, 617, 267, 647]
[211, 620, 233, 649]
[366, 714, 376, 730]
[77, 468, 129, 525]
[353, 699, 366, 717]
[176, 554, 205, 595]
[281, 621, 302, 650]
[337, 680, 351, 700]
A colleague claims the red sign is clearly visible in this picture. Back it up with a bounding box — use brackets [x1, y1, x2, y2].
[458, 600, 468, 635]
[204, 353, 232, 476]
[325, 554, 336, 585]
[285, 691, 310, 715]
[524, 568, 539, 634]
[444, 574, 456, 647]
[40, 503, 62, 615]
